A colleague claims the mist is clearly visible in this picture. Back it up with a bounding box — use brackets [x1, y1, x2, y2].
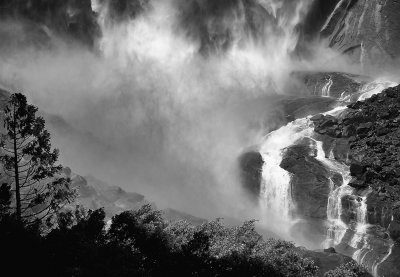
[0, 0, 356, 229]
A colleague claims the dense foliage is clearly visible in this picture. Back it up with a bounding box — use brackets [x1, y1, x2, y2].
[324, 262, 370, 277]
[0, 201, 319, 277]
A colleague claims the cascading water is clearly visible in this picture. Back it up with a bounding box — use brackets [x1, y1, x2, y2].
[322, 77, 333, 97]
[259, 79, 398, 275]
[259, 118, 313, 235]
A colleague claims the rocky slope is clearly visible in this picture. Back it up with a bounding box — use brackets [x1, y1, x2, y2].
[240, 75, 400, 276]
[312, 85, 400, 276]
[66, 170, 206, 225]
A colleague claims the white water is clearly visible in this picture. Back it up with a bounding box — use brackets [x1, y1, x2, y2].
[358, 80, 398, 101]
[322, 77, 333, 97]
[372, 218, 394, 277]
[259, 79, 397, 273]
[314, 138, 353, 248]
[259, 118, 314, 236]
[320, 0, 346, 32]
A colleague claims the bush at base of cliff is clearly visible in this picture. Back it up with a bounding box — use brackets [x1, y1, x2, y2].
[324, 262, 370, 277]
[0, 203, 318, 277]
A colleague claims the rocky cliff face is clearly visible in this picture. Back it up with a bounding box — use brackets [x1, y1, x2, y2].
[0, 0, 99, 47]
[319, 0, 400, 70]
[311, 85, 400, 276]
[3, 0, 400, 67]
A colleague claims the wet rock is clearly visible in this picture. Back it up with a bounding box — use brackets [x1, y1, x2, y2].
[340, 195, 359, 224]
[239, 151, 264, 199]
[356, 122, 373, 135]
[280, 140, 330, 219]
[331, 173, 343, 188]
[350, 162, 365, 177]
[311, 114, 325, 122]
[296, 71, 367, 99]
[348, 178, 368, 189]
[378, 245, 400, 277]
[342, 124, 356, 137]
[320, 115, 337, 128]
[388, 220, 400, 242]
[323, 247, 336, 254]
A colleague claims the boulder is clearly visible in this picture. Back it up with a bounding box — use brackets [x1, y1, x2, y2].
[310, 114, 325, 122]
[320, 115, 337, 128]
[239, 151, 264, 199]
[323, 247, 336, 254]
[350, 162, 365, 177]
[331, 138, 351, 163]
[342, 124, 356, 137]
[356, 122, 373, 135]
[280, 140, 330, 219]
[340, 195, 359, 224]
[348, 178, 368, 189]
[388, 220, 400, 242]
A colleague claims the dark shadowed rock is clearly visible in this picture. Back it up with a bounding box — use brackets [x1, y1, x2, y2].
[311, 114, 325, 122]
[340, 194, 360, 225]
[356, 122, 373, 135]
[350, 162, 365, 177]
[388, 220, 400, 242]
[348, 178, 367, 190]
[280, 138, 331, 219]
[239, 151, 263, 199]
[342, 124, 356, 137]
[324, 247, 336, 253]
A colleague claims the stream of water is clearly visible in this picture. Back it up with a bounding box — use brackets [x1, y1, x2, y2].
[259, 79, 398, 276]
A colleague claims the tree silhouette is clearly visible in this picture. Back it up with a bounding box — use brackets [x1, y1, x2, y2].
[0, 93, 74, 223]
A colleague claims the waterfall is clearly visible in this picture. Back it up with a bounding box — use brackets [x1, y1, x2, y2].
[372, 219, 395, 277]
[259, 118, 313, 236]
[320, 0, 347, 32]
[322, 77, 333, 97]
[259, 79, 398, 274]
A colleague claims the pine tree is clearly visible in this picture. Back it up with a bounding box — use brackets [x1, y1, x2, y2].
[0, 93, 74, 223]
